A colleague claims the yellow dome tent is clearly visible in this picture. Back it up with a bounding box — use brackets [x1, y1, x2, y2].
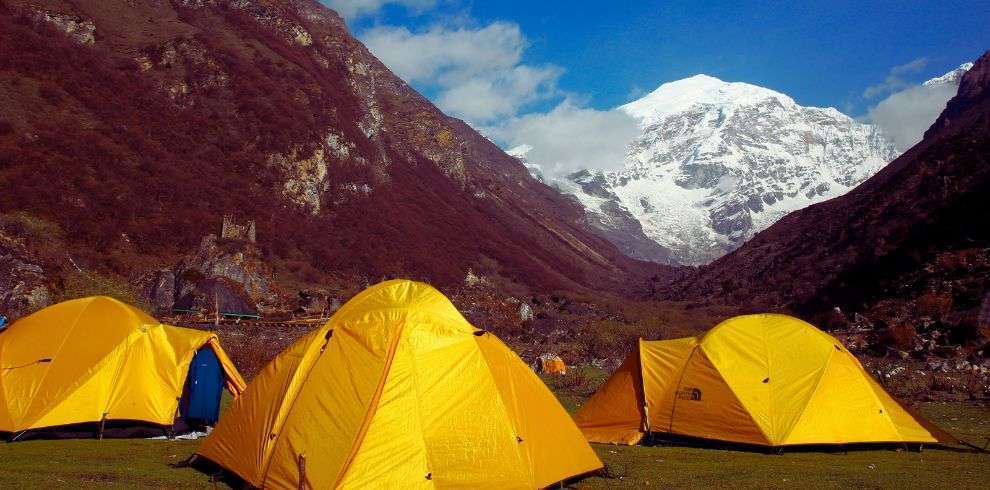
[533, 353, 567, 375]
[575, 314, 951, 447]
[0, 296, 246, 438]
[197, 280, 602, 488]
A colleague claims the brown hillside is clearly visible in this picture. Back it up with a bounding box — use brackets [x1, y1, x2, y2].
[0, 0, 655, 302]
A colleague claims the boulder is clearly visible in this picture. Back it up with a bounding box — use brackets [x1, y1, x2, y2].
[518, 302, 534, 322]
[296, 289, 332, 315]
[182, 234, 280, 307]
[174, 277, 257, 316]
[0, 238, 51, 320]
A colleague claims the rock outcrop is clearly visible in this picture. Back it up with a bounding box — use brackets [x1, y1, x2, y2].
[142, 232, 281, 316]
[0, 237, 51, 319]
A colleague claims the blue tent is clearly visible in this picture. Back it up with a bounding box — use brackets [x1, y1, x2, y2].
[181, 347, 225, 425]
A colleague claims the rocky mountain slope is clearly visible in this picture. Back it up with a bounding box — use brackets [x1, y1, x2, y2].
[0, 0, 650, 316]
[668, 51, 990, 348]
[554, 75, 899, 265]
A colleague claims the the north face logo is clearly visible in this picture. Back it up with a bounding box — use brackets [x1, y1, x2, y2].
[677, 387, 702, 401]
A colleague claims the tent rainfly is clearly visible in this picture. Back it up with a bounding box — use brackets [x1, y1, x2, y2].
[197, 279, 602, 488]
[0, 296, 246, 439]
[574, 314, 952, 447]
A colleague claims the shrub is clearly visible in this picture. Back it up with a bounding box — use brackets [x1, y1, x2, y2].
[55, 269, 148, 310]
[179, 268, 206, 283]
[916, 292, 953, 318]
[878, 322, 917, 351]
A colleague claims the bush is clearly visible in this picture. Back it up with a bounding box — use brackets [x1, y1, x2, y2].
[0, 211, 63, 240]
[179, 268, 206, 283]
[878, 322, 917, 351]
[55, 269, 148, 310]
[578, 319, 660, 360]
[916, 292, 953, 318]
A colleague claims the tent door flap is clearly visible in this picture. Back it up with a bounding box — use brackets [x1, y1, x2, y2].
[181, 347, 225, 425]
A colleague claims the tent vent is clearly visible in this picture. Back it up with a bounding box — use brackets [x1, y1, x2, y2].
[2, 358, 53, 371]
[320, 330, 334, 353]
[473, 330, 487, 336]
[762, 377, 770, 384]
[834, 345, 842, 351]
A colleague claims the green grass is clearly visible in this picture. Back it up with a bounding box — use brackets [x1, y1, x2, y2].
[0, 438, 202, 489]
[0, 397, 987, 488]
[578, 402, 990, 488]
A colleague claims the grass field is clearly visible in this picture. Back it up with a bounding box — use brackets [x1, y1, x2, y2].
[1, 388, 988, 488]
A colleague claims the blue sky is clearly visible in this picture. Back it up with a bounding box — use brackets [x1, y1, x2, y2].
[322, 0, 988, 175]
[330, 0, 988, 115]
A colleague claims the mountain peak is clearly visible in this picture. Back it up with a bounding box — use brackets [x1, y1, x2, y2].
[556, 75, 898, 265]
[620, 74, 796, 124]
[923, 62, 974, 87]
[668, 50, 990, 317]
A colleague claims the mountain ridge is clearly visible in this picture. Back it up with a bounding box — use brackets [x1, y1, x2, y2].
[0, 0, 651, 313]
[551, 73, 898, 265]
[665, 50, 990, 324]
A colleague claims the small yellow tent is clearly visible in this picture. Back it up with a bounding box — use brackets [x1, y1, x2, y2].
[575, 314, 951, 447]
[0, 296, 245, 436]
[198, 279, 602, 488]
[533, 353, 567, 375]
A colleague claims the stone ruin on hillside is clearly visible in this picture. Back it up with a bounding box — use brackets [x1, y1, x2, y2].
[221, 215, 256, 243]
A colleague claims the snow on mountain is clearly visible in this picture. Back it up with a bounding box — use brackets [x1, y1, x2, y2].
[923, 62, 974, 87]
[551, 74, 900, 265]
[507, 144, 546, 183]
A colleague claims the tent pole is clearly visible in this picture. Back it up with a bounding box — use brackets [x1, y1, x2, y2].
[97, 413, 108, 440]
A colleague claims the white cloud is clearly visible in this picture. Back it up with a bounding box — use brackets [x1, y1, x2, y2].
[489, 100, 640, 179]
[863, 57, 928, 99]
[322, 0, 437, 19]
[356, 13, 632, 177]
[865, 82, 957, 151]
[361, 22, 561, 124]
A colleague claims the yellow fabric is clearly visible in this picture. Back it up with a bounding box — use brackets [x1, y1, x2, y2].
[639, 337, 699, 436]
[666, 348, 768, 444]
[476, 334, 602, 487]
[198, 279, 602, 488]
[0, 296, 245, 433]
[572, 348, 645, 445]
[576, 314, 945, 446]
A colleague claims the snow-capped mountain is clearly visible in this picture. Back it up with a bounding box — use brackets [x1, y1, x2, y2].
[554, 75, 900, 265]
[923, 62, 973, 87]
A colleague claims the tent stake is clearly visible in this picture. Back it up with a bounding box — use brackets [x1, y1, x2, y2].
[297, 453, 307, 490]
